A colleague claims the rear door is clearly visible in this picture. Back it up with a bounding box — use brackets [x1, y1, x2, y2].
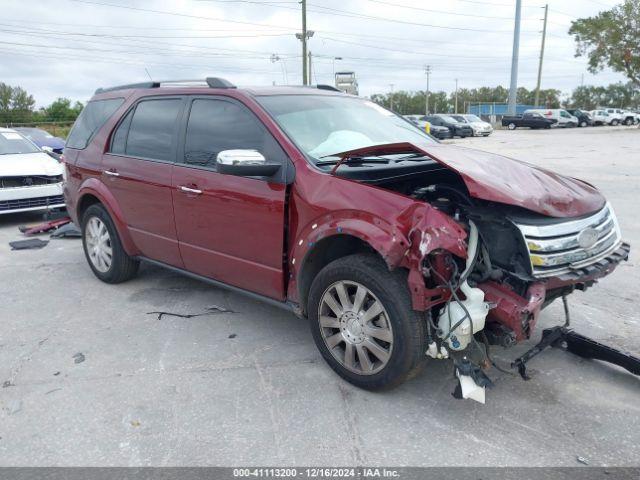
[103, 96, 185, 267]
[171, 96, 290, 299]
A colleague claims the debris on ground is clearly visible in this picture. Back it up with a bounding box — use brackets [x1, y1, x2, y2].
[19, 217, 71, 235]
[9, 238, 49, 250]
[50, 222, 82, 238]
[577, 456, 589, 465]
[228, 334, 237, 339]
[72, 352, 85, 364]
[148, 305, 235, 320]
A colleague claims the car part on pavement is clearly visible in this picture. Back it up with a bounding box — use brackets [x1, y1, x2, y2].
[147, 305, 234, 320]
[50, 222, 82, 238]
[9, 238, 49, 250]
[19, 216, 71, 235]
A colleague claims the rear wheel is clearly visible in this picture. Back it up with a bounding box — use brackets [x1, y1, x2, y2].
[579, 121, 588, 127]
[611, 119, 619, 126]
[308, 254, 427, 390]
[624, 118, 633, 126]
[82, 204, 139, 283]
[507, 122, 516, 130]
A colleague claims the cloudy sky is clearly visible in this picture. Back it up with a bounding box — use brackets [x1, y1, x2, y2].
[0, 0, 628, 107]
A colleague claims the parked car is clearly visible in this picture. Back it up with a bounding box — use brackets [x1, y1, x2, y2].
[423, 114, 473, 137]
[13, 127, 66, 154]
[0, 128, 65, 215]
[451, 114, 493, 136]
[524, 109, 578, 128]
[502, 112, 556, 130]
[565, 109, 593, 128]
[64, 78, 629, 392]
[618, 109, 637, 126]
[603, 108, 624, 126]
[404, 115, 452, 140]
[589, 110, 611, 126]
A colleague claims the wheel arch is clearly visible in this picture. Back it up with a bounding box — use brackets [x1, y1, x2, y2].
[76, 179, 139, 256]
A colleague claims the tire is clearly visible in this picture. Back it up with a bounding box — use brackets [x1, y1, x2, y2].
[611, 119, 619, 126]
[308, 254, 427, 391]
[545, 124, 551, 129]
[81, 203, 139, 283]
[507, 122, 516, 130]
[579, 121, 587, 127]
[625, 118, 633, 126]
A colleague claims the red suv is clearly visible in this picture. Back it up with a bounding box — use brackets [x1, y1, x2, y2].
[63, 78, 629, 391]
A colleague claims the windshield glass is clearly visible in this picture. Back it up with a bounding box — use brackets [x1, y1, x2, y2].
[451, 115, 466, 123]
[257, 95, 435, 162]
[464, 115, 482, 122]
[0, 131, 41, 155]
[438, 115, 458, 123]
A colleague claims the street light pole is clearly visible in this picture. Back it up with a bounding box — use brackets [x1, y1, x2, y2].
[507, 0, 522, 115]
[534, 4, 548, 107]
[301, 0, 308, 85]
[455, 78, 459, 114]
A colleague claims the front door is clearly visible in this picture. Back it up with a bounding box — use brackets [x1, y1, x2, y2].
[103, 96, 185, 267]
[171, 97, 289, 300]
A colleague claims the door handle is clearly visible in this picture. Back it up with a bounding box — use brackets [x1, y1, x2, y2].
[178, 185, 202, 195]
[104, 169, 120, 177]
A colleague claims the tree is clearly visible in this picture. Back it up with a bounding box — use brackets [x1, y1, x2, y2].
[43, 97, 83, 121]
[569, 0, 640, 87]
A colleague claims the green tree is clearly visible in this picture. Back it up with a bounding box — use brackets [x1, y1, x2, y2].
[569, 0, 640, 87]
[43, 97, 83, 121]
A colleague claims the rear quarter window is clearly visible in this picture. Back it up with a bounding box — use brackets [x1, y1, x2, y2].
[66, 98, 124, 149]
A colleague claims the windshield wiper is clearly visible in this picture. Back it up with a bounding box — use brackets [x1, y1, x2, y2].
[316, 156, 390, 166]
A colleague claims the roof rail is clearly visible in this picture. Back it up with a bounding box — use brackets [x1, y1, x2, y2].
[95, 81, 159, 94]
[316, 84, 341, 92]
[94, 77, 236, 94]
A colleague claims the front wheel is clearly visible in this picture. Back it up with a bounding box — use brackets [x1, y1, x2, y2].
[611, 119, 619, 126]
[625, 118, 634, 126]
[308, 254, 427, 390]
[507, 122, 516, 130]
[82, 204, 139, 283]
[580, 121, 588, 127]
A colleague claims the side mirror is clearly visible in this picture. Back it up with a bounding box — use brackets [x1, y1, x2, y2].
[216, 149, 281, 177]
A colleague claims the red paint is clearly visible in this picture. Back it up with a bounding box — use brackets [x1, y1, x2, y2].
[64, 85, 627, 350]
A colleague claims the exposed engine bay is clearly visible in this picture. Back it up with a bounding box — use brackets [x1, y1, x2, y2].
[329, 150, 633, 402]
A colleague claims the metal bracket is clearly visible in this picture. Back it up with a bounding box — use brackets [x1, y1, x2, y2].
[512, 326, 640, 380]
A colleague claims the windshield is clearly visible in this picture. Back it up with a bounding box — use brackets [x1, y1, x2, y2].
[437, 115, 458, 123]
[0, 131, 41, 155]
[464, 115, 482, 122]
[257, 95, 435, 162]
[451, 115, 466, 123]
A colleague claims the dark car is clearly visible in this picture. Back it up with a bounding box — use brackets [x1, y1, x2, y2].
[14, 127, 66, 154]
[502, 112, 556, 130]
[424, 114, 473, 138]
[404, 115, 452, 140]
[63, 77, 629, 392]
[566, 109, 593, 128]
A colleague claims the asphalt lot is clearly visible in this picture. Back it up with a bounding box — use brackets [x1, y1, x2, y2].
[0, 126, 638, 467]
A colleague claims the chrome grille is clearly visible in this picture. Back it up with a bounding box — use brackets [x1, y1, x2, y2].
[515, 203, 623, 278]
[0, 194, 65, 212]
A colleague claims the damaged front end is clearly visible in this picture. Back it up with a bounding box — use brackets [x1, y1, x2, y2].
[328, 142, 632, 402]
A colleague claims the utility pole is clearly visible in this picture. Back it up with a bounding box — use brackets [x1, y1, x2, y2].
[389, 83, 395, 111]
[424, 65, 431, 115]
[534, 4, 548, 107]
[454, 78, 459, 113]
[301, 0, 308, 85]
[308, 51, 313, 85]
[507, 0, 521, 115]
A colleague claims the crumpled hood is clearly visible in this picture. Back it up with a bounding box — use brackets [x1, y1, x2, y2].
[0, 152, 64, 177]
[331, 142, 606, 218]
[420, 144, 605, 218]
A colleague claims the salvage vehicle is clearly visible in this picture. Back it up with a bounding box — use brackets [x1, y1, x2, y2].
[0, 127, 65, 215]
[423, 114, 473, 138]
[404, 115, 452, 140]
[63, 78, 633, 398]
[14, 127, 66, 155]
[589, 110, 610, 126]
[451, 114, 493, 136]
[565, 109, 593, 128]
[501, 112, 555, 130]
[524, 109, 578, 128]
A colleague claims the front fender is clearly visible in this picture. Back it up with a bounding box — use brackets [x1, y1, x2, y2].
[77, 178, 139, 256]
[291, 203, 468, 311]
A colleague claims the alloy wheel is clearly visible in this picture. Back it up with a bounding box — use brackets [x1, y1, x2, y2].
[318, 281, 393, 375]
[85, 217, 113, 273]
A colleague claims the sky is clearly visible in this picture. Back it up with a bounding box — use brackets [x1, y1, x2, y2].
[0, 0, 629, 108]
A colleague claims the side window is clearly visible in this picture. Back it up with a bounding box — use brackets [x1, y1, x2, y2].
[125, 98, 182, 161]
[67, 98, 124, 149]
[110, 109, 134, 155]
[183, 99, 286, 170]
